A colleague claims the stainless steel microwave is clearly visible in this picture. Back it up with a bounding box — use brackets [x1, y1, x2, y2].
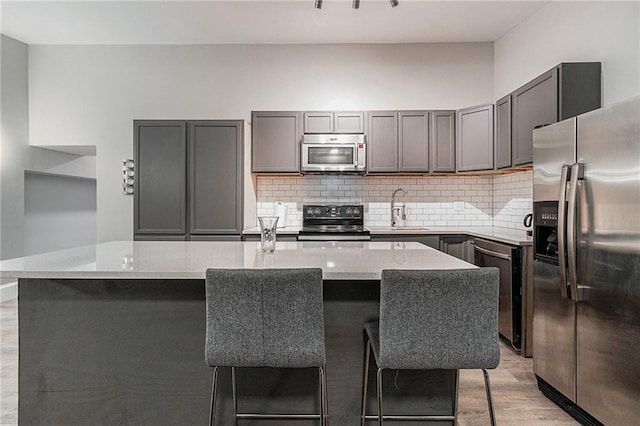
[301, 134, 366, 174]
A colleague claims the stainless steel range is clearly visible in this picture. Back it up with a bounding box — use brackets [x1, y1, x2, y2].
[297, 204, 370, 241]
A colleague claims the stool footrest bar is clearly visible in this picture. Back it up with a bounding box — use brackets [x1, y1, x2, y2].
[236, 413, 322, 419]
[363, 414, 456, 421]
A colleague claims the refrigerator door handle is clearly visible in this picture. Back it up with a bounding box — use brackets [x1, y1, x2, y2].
[567, 163, 584, 302]
[557, 164, 570, 299]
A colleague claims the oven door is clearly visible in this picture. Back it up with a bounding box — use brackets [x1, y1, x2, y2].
[301, 143, 358, 173]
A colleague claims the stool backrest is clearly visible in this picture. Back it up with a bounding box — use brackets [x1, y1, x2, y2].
[205, 268, 325, 368]
[379, 268, 500, 370]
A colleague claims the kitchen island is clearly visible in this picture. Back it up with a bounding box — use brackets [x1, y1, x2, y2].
[1, 241, 476, 425]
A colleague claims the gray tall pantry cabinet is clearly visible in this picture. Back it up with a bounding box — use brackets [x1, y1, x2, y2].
[134, 120, 243, 241]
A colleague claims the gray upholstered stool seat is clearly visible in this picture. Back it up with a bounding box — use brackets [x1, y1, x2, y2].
[360, 268, 500, 425]
[205, 268, 327, 426]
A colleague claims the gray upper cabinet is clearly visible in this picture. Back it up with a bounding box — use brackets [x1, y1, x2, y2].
[134, 121, 187, 236]
[304, 111, 364, 134]
[430, 111, 456, 172]
[512, 62, 601, 166]
[512, 69, 558, 166]
[335, 112, 365, 133]
[252, 111, 302, 173]
[304, 112, 333, 133]
[456, 104, 494, 172]
[188, 121, 243, 235]
[495, 95, 512, 169]
[366, 111, 398, 173]
[134, 120, 243, 241]
[398, 111, 430, 172]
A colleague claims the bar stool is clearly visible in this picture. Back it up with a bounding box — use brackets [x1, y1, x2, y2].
[205, 268, 327, 426]
[360, 268, 500, 425]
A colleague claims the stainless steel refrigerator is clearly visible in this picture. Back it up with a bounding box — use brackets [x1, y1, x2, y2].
[532, 96, 639, 425]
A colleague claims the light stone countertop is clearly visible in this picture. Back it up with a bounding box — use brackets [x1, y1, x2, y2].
[243, 226, 532, 246]
[0, 240, 475, 281]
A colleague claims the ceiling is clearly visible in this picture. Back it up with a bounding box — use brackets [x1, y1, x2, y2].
[1, 0, 549, 45]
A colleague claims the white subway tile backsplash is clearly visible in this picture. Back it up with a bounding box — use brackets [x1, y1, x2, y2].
[254, 171, 532, 229]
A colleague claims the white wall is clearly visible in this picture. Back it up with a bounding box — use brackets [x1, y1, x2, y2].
[0, 35, 29, 261]
[494, 1, 640, 105]
[24, 172, 96, 256]
[27, 43, 494, 240]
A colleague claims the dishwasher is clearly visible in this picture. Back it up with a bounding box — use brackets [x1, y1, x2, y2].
[474, 238, 522, 351]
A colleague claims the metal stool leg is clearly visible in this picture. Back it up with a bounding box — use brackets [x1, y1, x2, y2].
[361, 338, 371, 426]
[231, 367, 239, 426]
[453, 370, 460, 426]
[320, 366, 329, 426]
[209, 367, 219, 426]
[482, 369, 496, 426]
[376, 367, 384, 426]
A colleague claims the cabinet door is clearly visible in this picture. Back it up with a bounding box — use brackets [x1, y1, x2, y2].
[558, 62, 601, 120]
[134, 121, 187, 236]
[512, 68, 558, 166]
[334, 112, 365, 133]
[440, 235, 473, 262]
[304, 112, 334, 133]
[252, 111, 302, 172]
[456, 104, 494, 172]
[189, 235, 242, 241]
[430, 111, 455, 172]
[398, 111, 430, 172]
[495, 95, 512, 169]
[189, 121, 243, 235]
[366, 111, 398, 172]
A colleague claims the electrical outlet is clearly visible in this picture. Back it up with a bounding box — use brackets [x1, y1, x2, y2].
[453, 201, 464, 211]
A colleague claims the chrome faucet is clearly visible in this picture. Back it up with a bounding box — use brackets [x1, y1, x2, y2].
[391, 188, 408, 227]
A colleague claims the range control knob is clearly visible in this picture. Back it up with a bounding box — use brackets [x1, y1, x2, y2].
[346, 208, 352, 215]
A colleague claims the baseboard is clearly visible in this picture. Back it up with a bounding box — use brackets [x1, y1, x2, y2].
[0, 281, 18, 302]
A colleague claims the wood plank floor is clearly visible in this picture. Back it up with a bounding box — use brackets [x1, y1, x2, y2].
[0, 298, 578, 425]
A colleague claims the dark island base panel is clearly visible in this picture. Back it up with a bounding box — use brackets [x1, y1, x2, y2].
[19, 279, 456, 425]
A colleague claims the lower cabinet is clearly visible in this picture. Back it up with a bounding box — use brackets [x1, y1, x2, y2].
[370, 234, 439, 249]
[190, 235, 242, 241]
[439, 235, 475, 263]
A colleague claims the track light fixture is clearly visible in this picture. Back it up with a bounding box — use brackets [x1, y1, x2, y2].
[314, 0, 398, 9]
